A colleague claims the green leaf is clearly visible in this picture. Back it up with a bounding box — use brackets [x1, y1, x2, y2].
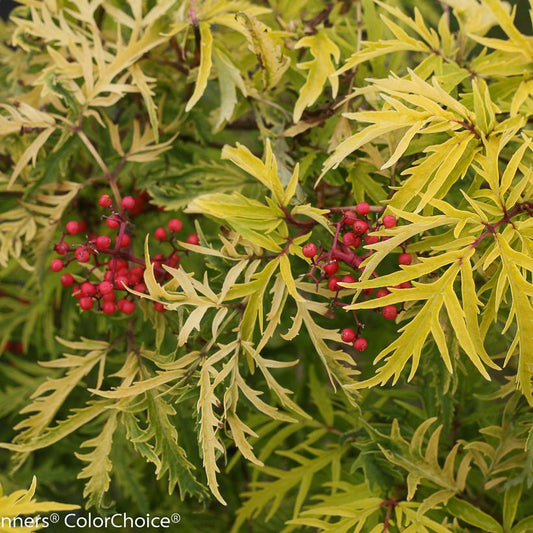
[447, 498, 503, 533]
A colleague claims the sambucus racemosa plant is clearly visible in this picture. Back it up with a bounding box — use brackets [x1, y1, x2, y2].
[0, 0, 532, 531]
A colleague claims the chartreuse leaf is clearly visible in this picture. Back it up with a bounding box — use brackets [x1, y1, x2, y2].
[221, 141, 285, 204]
[447, 498, 503, 533]
[212, 45, 246, 129]
[496, 234, 533, 404]
[186, 22, 213, 112]
[0, 477, 78, 520]
[235, 12, 289, 90]
[347, 254, 495, 388]
[293, 30, 340, 122]
[75, 411, 118, 508]
[0, 338, 111, 465]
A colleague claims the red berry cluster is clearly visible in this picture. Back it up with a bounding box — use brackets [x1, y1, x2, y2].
[50, 193, 196, 315]
[303, 204, 415, 352]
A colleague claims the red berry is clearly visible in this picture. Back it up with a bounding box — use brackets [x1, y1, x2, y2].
[302, 243, 317, 258]
[102, 292, 116, 303]
[98, 281, 114, 295]
[129, 196, 145, 216]
[78, 220, 88, 233]
[60, 273, 74, 287]
[187, 233, 200, 245]
[121, 196, 135, 210]
[168, 218, 183, 232]
[80, 282, 96, 297]
[133, 283, 146, 293]
[352, 219, 369, 235]
[106, 217, 120, 229]
[79, 297, 94, 311]
[102, 302, 116, 315]
[50, 259, 64, 272]
[323, 262, 339, 276]
[398, 253, 412, 265]
[356, 202, 370, 216]
[382, 305, 398, 320]
[98, 194, 113, 208]
[353, 337, 368, 352]
[95, 235, 111, 250]
[114, 276, 129, 289]
[383, 215, 397, 228]
[342, 233, 358, 246]
[114, 259, 127, 270]
[154, 302, 165, 313]
[74, 247, 90, 263]
[400, 281, 411, 289]
[116, 233, 131, 248]
[343, 211, 357, 225]
[120, 300, 135, 315]
[72, 285, 82, 299]
[341, 328, 356, 343]
[376, 288, 390, 298]
[154, 227, 167, 241]
[364, 234, 380, 245]
[55, 241, 69, 254]
[363, 288, 374, 296]
[341, 275, 356, 285]
[328, 276, 341, 291]
[65, 220, 80, 235]
[166, 252, 180, 268]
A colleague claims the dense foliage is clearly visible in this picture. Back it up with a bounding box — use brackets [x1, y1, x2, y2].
[0, 0, 532, 531]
